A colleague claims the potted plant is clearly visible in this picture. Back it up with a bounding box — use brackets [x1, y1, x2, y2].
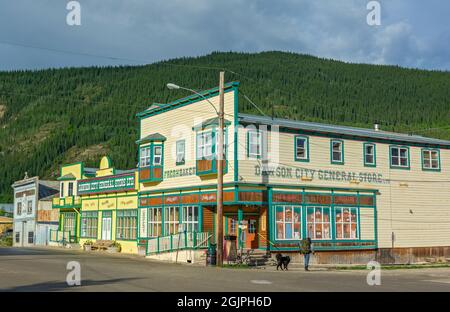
[83, 240, 93, 251]
[107, 241, 121, 253]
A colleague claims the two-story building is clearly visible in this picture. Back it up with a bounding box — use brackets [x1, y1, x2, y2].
[52, 157, 140, 254]
[136, 81, 450, 264]
[12, 175, 59, 247]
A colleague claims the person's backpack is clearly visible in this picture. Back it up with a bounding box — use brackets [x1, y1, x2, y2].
[300, 239, 311, 254]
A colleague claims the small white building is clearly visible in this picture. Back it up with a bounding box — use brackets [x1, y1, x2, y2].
[12, 176, 59, 247]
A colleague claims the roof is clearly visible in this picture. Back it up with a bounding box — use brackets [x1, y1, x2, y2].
[57, 173, 76, 181]
[38, 180, 59, 200]
[83, 167, 97, 177]
[137, 82, 240, 118]
[192, 117, 232, 130]
[238, 113, 450, 148]
[136, 133, 167, 144]
[0, 216, 13, 223]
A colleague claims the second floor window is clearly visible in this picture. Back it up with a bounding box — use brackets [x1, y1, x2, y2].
[60, 182, 64, 198]
[364, 143, 376, 167]
[422, 149, 440, 170]
[390, 146, 409, 168]
[248, 130, 262, 159]
[331, 140, 344, 164]
[68, 182, 74, 196]
[140, 146, 151, 167]
[197, 131, 213, 160]
[17, 202, 22, 215]
[27, 201, 32, 214]
[295, 136, 309, 161]
[176, 140, 185, 165]
[153, 146, 162, 165]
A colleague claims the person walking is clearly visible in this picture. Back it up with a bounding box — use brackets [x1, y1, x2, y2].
[300, 237, 314, 271]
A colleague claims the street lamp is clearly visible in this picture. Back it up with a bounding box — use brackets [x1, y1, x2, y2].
[166, 73, 225, 267]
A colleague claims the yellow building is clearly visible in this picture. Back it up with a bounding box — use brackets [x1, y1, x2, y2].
[52, 157, 139, 254]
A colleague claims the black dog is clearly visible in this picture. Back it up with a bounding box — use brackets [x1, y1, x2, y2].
[276, 253, 291, 271]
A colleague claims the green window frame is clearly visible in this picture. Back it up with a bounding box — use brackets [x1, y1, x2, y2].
[139, 146, 151, 167]
[81, 211, 98, 238]
[421, 148, 441, 171]
[176, 140, 186, 165]
[147, 207, 162, 237]
[116, 209, 137, 240]
[363, 143, 376, 167]
[196, 130, 214, 160]
[63, 212, 76, 235]
[330, 139, 344, 165]
[294, 135, 309, 162]
[247, 130, 262, 159]
[335, 207, 359, 240]
[306, 206, 332, 240]
[275, 205, 302, 240]
[389, 145, 410, 169]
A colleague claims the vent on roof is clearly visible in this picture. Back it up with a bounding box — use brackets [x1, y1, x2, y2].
[374, 123, 380, 132]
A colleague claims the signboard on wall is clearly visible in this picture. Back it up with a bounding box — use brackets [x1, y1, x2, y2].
[78, 173, 135, 195]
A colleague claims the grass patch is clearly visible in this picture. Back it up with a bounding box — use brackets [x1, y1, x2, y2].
[0, 236, 12, 247]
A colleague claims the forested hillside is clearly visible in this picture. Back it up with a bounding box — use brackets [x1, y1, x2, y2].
[1, 51, 449, 201]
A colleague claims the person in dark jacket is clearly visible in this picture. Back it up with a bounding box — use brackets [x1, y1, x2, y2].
[300, 237, 314, 271]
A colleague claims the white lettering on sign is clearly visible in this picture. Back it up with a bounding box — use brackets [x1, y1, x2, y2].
[78, 174, 135, 194]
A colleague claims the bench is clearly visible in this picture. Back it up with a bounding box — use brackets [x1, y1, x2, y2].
[91, 240, 114, 251]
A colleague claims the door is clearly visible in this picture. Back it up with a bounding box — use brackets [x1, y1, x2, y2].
[102, 216, 112, 240]
[246, 217, 258, 249]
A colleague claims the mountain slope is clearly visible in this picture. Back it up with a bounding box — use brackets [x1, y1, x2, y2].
[0, 51, 449, 201]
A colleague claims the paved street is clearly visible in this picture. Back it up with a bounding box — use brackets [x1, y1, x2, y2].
[1, 247, 450, 292]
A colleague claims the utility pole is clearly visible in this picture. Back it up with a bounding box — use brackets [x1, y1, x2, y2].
[216, 71, 225, 267]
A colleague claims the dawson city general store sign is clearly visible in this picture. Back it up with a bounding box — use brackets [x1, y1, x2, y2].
[254, 165, 390, 184]
[78, 174, 135, 194]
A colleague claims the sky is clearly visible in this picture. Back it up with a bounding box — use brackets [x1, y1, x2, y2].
[0, 0, 449, 71]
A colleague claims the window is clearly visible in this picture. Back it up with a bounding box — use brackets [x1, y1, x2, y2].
[248, 219, 257, 234]
[176, 140, 186, 165]
[27, 201, 32, 214]
[140, 146, 151, 167]
[117, 210, 137, 240]
[197, 131, 213, 160]
[248, 130, 262, 159]
[164, 206, 179, 235]
[153, 146, 162, 166]
[182, 206, 199, 232]
[335, 208, 358, 239]
[60, 182, 64, 198]
[17, 202, 22, 215]
[63, 212, 76, 234]
[148, 208, 162, 237]
[68, 182, 74, 196]
[28, 231, 34, 244]
[295, 136, 309, 162]
[15, 232, 20, 243]
[364, 143, 376, 167]
[81, 211, 98, 238]
[306, 207, 331, 240]
[422, 149, 440, 171]
[390, 146, 409, 169]
[275, 206, 301, 240]
[331, 140, 344, 164]
[229, 218, 238, 235]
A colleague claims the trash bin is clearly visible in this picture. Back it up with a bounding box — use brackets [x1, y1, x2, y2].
[206, 243, 217, 266]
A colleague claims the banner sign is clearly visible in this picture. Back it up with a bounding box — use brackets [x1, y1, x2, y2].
[78, 173, 135, 194]
[254, 165, 390, 184]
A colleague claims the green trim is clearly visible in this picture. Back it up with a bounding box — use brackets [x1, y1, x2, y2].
[363, 143, 377, 167]
[421, 148, 441, 172]
[139, 143, 164, 183]
[80, 211, 98, 239]
[137, 82, 240, 119]
[294, 135, 310, 162]
[100, 210, 113, 241]
[330, 139, 345, 165]
[389, 145, 411, 170]
[136, 133, 167, 145]
[233, 86, 239, 183]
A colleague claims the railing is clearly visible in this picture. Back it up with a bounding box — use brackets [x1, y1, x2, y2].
[52, 196, 82, 209]
[49, 230, 76, 244]
[146, 232, 211, 255]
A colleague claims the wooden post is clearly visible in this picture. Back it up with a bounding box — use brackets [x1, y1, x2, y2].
[216, 71, 225, 266]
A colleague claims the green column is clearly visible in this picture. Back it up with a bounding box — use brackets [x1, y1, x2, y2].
[238, 207, 243, 249]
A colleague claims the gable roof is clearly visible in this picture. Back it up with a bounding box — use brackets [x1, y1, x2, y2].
[136, 133, 167, 144]
[238, 113, 450, 148]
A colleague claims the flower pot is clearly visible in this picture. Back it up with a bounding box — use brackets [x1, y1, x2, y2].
[107, 246, 119, 253]
[84, 245, 92, 252]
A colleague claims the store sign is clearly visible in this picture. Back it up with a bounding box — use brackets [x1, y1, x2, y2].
[78, 174, 135, 194]
[254, 165, 390, 184]
[164, 167, 196, 179]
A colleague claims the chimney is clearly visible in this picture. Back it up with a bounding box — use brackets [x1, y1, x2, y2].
[374, 123, 380, 132]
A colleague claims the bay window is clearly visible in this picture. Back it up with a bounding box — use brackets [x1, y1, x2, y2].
[197, 131, 213, 160]
[140, 146, 151, 167]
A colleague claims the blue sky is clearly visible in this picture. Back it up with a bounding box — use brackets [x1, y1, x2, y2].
[0, 0, 449, 71]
